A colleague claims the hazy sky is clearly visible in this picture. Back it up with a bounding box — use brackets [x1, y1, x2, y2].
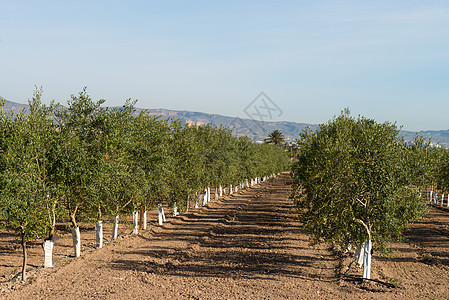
[1, 1, 449, 131]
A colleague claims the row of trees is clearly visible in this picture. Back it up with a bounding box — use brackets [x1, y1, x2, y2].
[290, 109, 438, 280]
[0, 88, 290, 280]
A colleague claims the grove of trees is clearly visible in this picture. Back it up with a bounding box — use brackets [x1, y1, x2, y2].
[0, 88, 290, 281]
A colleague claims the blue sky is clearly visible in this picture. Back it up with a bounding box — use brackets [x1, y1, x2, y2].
[1, 1, 449, 131]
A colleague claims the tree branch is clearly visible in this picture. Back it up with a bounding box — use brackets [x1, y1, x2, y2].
[355, 218, 371, 240]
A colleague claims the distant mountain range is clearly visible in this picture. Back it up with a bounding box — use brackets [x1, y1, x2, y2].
[145, 108, 319, 143]
[2, 97, 449, 146]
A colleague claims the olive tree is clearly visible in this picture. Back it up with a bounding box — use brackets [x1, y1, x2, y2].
[0, 91, 56, 281]
[291, 110, 431, 280]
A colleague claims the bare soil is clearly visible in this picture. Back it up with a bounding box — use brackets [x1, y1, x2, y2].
[2, 173, 449, 299]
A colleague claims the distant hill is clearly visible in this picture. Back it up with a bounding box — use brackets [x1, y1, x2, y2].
[145, 108, 318, 143]
[1, 97, 30, 113]
[1, 97, 448, 146]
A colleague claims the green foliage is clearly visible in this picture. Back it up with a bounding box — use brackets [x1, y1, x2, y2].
[434, 147, 449, 192]
[1, 87, 290, 234]
[51, 88, 106, 227]
[291, 109, 431, 254]
[0, 88, 56, 241]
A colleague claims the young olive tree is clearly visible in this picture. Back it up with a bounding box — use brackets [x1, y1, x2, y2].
[0, 91, 56, 281]
[291, 110, 431, 280]
[168, 121, 205, 210]
[52, 88, 105, 228]
[95, 101, 145, 223]
[434, 146, 449, 193]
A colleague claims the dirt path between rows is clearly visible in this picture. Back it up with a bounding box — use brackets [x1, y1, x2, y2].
[3, 173, 449, 299]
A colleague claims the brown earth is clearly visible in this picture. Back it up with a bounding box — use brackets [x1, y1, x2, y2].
[2, 173, 449, 299]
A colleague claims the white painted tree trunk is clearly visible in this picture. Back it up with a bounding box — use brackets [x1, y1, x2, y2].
[215, 187, 218, 200]
[219, 185, 223, 197]
[158, 204, 164, 225]
[435, 192, 439, 205]
[207, 187, 211, 202]
[72, 227, 81, 257]
[203, 190, 208, 205]
[143, 211, 147, 230]
[132, 211, 139, 234]
[157, 204, 166, 226]
[442, 194, 445, 207]
[245, 179, 249, 188]
[362, 240, 372, 280]
[230, 185, 233, 195]
[43, 240, 54, 268]
[112, 215, 119, 239]
[95, 221, 103, 248]
[355, 244, 365, 268]
[195, 194, 201, 209]
[173, 202, 179, 216]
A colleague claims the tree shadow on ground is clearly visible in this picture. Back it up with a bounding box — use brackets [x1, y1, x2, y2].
[108, 177, 337, 282]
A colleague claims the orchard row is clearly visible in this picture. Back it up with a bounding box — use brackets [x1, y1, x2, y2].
[0, 88, 289, 280]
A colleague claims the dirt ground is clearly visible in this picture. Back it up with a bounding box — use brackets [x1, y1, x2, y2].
[2, 173, 449, 299]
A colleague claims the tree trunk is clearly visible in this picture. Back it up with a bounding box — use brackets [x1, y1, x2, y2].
[21, 232, 27, 281]
[72, 227, 81, 257]
[112, 215, 119, 239]
[132, 211, 139, 234]
[70, 205, 79, 228]
[207, 187, 211, 202]
[95, 221, 103, 248]
[47, 227, 55, 242]
[47, 200, 57, 241]
[98, 205, 102, 221]
[143, 210, 147, 230]
[173, 202, 179, 217]
[362, 240, 372, 280]
[139, 205, 144, 230]
[158, 204, 164, 225]
[202, 190, 207, 206]
[195, 194, 200, 209]
[44, 239, 54, 268]
[355, 244, 365, 268]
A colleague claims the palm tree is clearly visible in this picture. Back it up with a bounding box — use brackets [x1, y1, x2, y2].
[264, 130, 285, 146]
